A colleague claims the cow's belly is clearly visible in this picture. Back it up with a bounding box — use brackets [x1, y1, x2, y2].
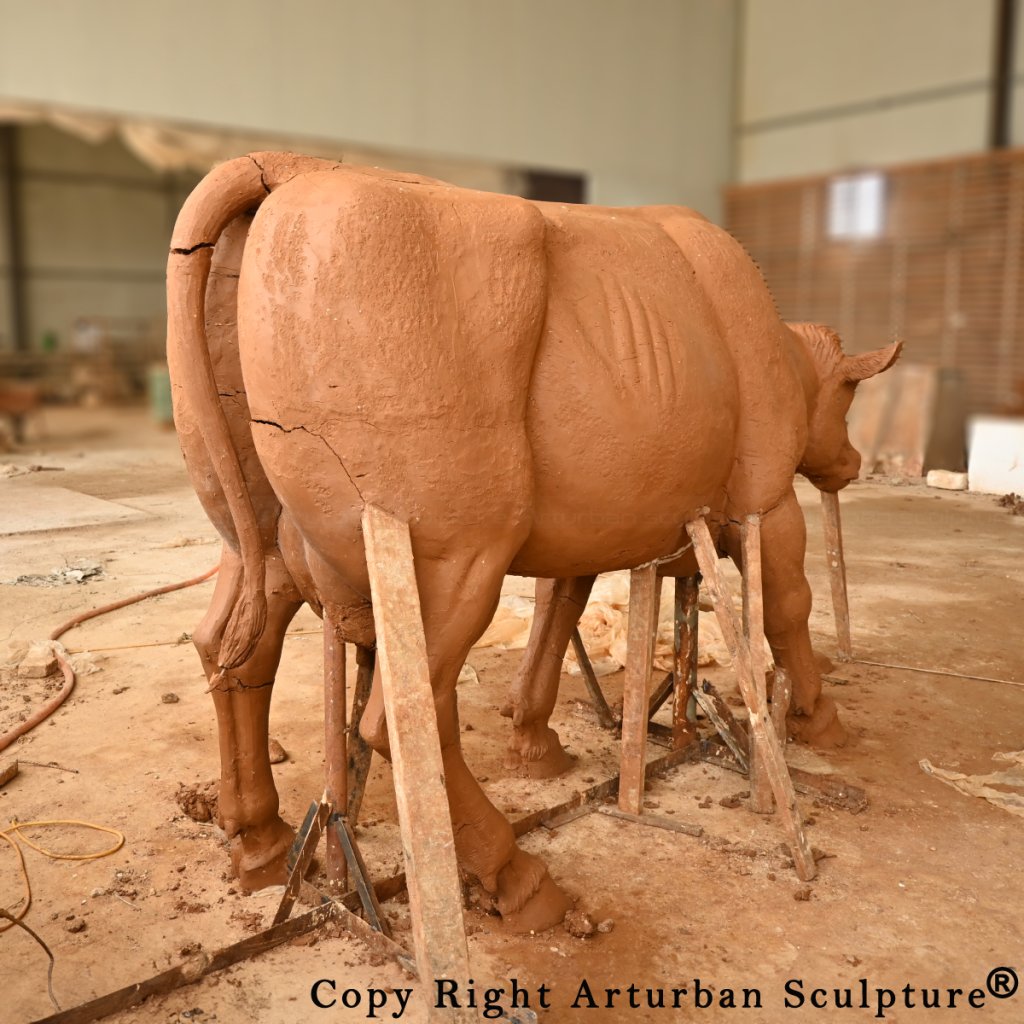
[511, 211, 739, 577]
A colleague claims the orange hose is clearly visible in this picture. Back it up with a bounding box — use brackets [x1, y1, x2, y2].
[48, 565, 219, 642]
[0, 566, 219, 754]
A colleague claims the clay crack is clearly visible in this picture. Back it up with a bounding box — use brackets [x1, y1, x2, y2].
[250, 418, 363, 500]
[207, 675, 275, 694]
[171, 241, 215, 255]
[248, 155, 271, 195]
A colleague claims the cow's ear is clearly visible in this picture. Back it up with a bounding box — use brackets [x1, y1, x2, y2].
[841, 340, 903, 383]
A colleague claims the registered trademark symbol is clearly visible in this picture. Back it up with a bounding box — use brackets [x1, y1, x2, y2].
[987, 967, 1019, 999]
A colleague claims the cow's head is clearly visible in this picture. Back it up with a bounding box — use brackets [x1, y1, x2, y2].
[789, 323, 902, 492]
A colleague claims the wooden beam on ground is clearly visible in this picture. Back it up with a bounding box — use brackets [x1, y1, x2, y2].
[596, 805, 703, 838]
[672, 575, 700, 749]
[701, 748, 868, 814]
[347, 645, 375, 822]
[742, 516, 774, 814]
[570, 628, 616, 729]
[820, 491, 852, 661]
[618, 563, 659, 814]
[361, 504, 471, 1015]
[33, 743, 713, 1024]
[0, 760, 18, 789]
[323, 616, 348, 893]
[30, 903, 338, 1024]
[511, 744, 695, 838]
[686, 516, 817, 882]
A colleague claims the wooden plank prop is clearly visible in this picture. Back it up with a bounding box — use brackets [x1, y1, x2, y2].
[671, 575, 700, 749]
[742, 516, 774, 814]
[771, 666, 792, 739]
[361, 504, 473, 1016]
[618, 563, 660, 814]
[820, 491, 852, 661]
[686, 515, 817, 881]
[323, 615, 348, 892]
[346, 645, 376, 822]
[570, 627, 617, 729]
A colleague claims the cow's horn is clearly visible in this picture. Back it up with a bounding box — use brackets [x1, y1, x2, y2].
[841, 340, 903, 383]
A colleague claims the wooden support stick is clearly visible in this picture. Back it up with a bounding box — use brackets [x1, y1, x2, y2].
[570, 628, 617, 729]
[347, 645, 375, 822]
[618, 563, 659, 815]
[686, 516, 817, 881]
[362, 505, 471, 1013]
[694, 679, 749, 770]
[646, 671, 675, 719]
[771, 666, 792, 740]
[671, 575, 699, 749]
[821, 490, 852, 661]
[742, 516, 774, 814]
[323, 614, 348, 892]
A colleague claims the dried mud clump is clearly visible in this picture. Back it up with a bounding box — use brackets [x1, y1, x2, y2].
[176, 780, 220, 823]
[563, 908, 597, 938]
[996, 492, 1024, 515]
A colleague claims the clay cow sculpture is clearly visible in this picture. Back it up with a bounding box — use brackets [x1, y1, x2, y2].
[502, 320, 883, 777]
[168, 151, 900, 934]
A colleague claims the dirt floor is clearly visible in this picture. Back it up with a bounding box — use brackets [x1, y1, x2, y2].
[1, 407, 1022, 1023]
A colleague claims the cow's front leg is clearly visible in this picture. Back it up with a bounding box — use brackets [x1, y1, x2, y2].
[748, 490, 847, 747]
[359, 547, 572, 932]
[501, 575, 595, 778]
[193, 548, 303, 890]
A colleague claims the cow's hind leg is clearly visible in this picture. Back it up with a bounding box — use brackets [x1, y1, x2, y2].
[502, 575, 595, 778]
[360, 546, 572, 932]
[193, 546, 303, 890]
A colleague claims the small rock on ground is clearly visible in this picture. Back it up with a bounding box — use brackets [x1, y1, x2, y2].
[564, 908, 596, 938]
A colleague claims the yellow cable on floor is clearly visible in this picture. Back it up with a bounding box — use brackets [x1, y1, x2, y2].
[0, 819, 125, 933]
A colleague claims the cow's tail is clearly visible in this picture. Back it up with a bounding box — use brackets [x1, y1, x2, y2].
[167, 152, 339, 670]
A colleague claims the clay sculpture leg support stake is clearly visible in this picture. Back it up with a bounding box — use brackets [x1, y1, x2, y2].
[742, 517, 774, 814]
[361, 504, 473, 1019]
[323, 615, 348, 893]
[820, 491, 852, 661]
[686, 516, 817, 881]
[570, 627, 617, 730]
[671, 575, 700, 749]
[618, 563, 660, 815]
[347, 646, 375, 822]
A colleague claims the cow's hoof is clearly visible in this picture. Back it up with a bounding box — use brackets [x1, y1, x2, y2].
[495, 848, 572, 933]
[505, 724, 575, 779]
[788, 695, 847, 748]
[233, 817, 295, 891]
